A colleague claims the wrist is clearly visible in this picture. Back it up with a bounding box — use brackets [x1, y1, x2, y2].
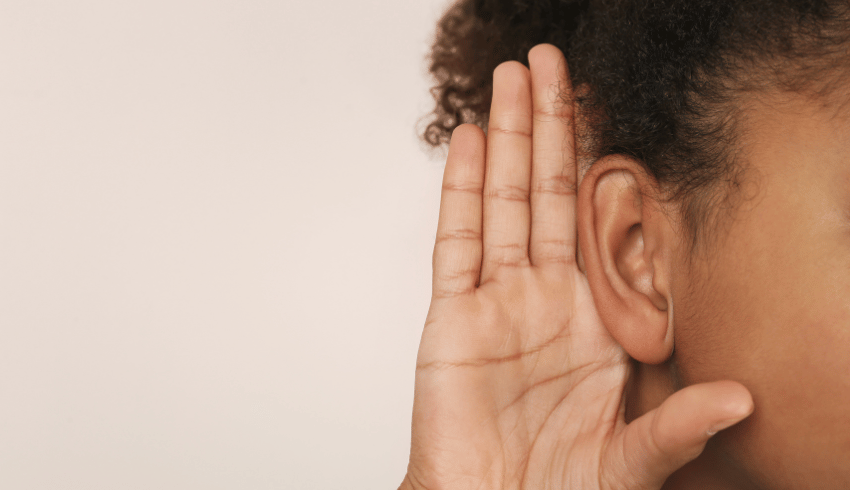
[398, 474, 416, 490]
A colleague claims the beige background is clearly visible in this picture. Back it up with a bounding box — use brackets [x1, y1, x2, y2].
[0, 1, 453, 488]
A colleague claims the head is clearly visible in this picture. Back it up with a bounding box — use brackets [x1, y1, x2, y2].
[420, 0, 850, 488]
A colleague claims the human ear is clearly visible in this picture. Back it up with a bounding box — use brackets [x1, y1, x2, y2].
[576, 155, 676, 364]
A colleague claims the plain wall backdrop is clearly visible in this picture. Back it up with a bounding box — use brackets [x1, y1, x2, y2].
[0, 1, 454, 488]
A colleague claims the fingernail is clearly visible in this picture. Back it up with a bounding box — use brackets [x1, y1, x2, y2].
[707, 415, 748, 436]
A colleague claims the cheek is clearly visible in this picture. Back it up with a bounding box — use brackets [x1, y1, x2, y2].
[671, 212, 850, 487]
[671, 249, 763, 389]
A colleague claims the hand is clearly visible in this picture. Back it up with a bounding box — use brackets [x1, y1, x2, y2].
[400, 44, 754, 490]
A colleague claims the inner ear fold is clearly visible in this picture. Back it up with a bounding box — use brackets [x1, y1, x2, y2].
[619, 223, 649, 294]
[577, 155, 674, 364]
[619, 223, 669, 312]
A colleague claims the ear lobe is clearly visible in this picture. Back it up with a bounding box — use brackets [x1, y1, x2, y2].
[577, 155, 674, 364]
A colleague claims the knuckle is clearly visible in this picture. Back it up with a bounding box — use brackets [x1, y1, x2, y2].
[485, 242, 529, 267]
[431, 279, 475, 299]
[434, 227, 481, 244]
[486, 184, 528, 202]
[488, 254, 527, 268]
[533, 173, 576, 196]
[487, 124, 532, 138]
[434, 265, 479, 282]
[531, 106, 561, 120]
[532, 244, 576, 265]
[441, 181, 481, 195]
[488, 241, 526, 253]
[532, 96, 572, 118]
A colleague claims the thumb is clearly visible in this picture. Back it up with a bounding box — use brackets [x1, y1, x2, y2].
[604, 380, 754, 490]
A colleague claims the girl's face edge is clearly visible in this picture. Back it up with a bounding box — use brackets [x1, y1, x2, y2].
[670, 88, 850, 488]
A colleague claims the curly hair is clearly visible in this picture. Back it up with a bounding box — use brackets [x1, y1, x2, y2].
[419, 0, 850, 258]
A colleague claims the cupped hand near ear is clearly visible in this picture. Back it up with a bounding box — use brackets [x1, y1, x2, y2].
[400, 43, 753, 490]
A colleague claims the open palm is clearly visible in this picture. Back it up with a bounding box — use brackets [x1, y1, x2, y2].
[401, 44, 753, 490]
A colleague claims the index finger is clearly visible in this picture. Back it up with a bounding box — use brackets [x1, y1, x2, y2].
[527, 44, 577, 267]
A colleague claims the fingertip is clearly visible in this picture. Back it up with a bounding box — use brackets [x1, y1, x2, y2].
[528, 43, 563, 61]
[710, 380, 755, 420]
[448, 124, 485, 163]
[492, 61, 531, 102]
[654, 381, 753, 451]
[705, 381, 754, 436]
[493, 59, 530, 79]
[451, 123, 482, 141]
[528, 43, 554, 63]
[527, 43, 570, 80]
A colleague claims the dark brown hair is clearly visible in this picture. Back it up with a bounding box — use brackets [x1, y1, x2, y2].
[420, 0, 850, 257]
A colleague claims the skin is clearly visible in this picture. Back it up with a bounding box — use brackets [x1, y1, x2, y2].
[403, 42, 850, 488]
[646, 85, 850, 488]
[401, 44, 753, 490]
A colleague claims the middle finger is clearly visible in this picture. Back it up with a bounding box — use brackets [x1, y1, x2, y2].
[528, 44, 577, 268]
[479, 61, 533, 284]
